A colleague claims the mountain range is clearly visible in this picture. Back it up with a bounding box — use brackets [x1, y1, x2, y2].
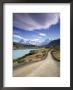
[13, 38, 60, 49]
[43, 39, 60, 48]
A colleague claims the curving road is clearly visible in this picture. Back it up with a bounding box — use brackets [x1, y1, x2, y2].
[13, 51, 60, 77]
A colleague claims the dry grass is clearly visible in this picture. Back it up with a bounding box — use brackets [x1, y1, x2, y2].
[51, 50, 60, 61]
[13, 48, 49, 66]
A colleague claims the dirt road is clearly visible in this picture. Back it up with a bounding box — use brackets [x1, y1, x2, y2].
[13, 51, 60, 77]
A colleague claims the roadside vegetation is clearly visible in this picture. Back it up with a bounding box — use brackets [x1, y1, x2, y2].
[51, 46, 60, 61]
[13, 48, 50, 66]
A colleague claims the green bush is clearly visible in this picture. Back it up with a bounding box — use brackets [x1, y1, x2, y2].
[17, 59, 24, 63]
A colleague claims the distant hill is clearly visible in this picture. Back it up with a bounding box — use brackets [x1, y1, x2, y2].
[43, 39, 60, 48]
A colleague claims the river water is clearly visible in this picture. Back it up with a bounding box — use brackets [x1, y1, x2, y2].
[13, 49, 37, 60]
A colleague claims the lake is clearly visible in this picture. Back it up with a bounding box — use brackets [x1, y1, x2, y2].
[13, 49, 37, 60]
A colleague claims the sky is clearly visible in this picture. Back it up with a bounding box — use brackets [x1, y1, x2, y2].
[13, 13, 60, 46]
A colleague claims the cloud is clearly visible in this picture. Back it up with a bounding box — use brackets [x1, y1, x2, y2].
[13, 34, 22, 39]
[13, 13, 60, 31]
[31, 39, 39, 41]
[13, 34, 40, 41]
[29, 38, 42, 45]
[39, 33, 46, 36]
[13, 34, 27, 41]
[13, 34, 28, 43]
[37, 37, 42, 38]
[13, 34, 41, 45]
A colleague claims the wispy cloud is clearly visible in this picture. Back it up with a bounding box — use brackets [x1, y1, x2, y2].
[13, 34, 28, 43]
[39, 33, 46, 36]
[13, 34, 42, 45]
[13, 13, 60, 31]
[13, 34, 27, 41]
